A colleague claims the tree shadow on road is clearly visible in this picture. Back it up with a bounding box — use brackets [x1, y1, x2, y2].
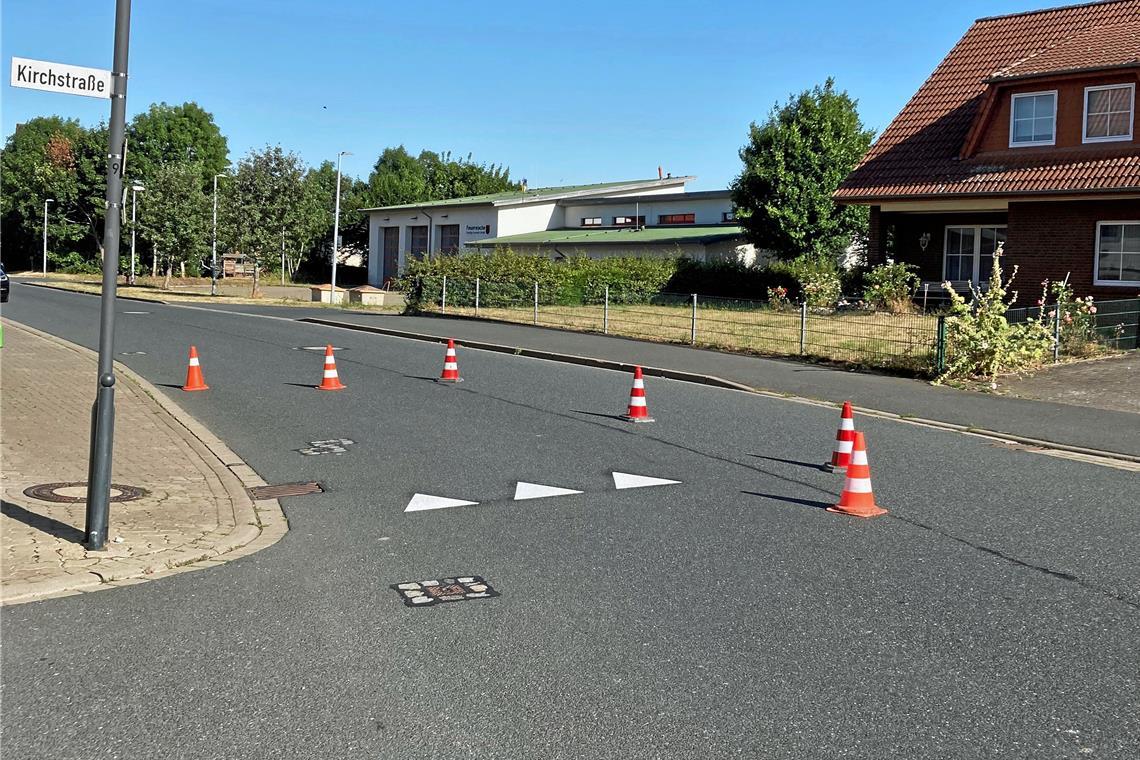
[1, 499, 85, 543]
[741, 491, 832, 511]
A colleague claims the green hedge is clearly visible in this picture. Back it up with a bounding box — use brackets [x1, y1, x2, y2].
[399, 250, 680, 309]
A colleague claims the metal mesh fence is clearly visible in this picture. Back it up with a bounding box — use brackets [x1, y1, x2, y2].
[413, 277, 1137, 375]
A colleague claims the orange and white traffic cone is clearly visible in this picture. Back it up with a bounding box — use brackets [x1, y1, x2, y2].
[620, 366, 654, 422]
[437, 339, 462, 383]
[181, 346, 209, 392]
[824, 401, 856, 472]
[316, 344, 346, 391]
[827, 432, 887, 518]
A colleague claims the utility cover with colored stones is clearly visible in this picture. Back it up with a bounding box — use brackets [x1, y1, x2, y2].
[391, 576, 499, 607]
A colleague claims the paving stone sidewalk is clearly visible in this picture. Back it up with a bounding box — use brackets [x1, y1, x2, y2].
[1, 320, 287, 605]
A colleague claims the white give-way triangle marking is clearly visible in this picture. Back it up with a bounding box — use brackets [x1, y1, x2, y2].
[513, 482, 584, 500]
[612, 472, 682, 490]
[405, 493, 479, 512]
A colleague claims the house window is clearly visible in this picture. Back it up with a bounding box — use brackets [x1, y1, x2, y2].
[1009, 91, 1056, 147]
[722, 211, 736, 222]
[659, 213, 695, 225]
[1083, 84, 1135, 143]
[581, 217, 602, 227]
[438, 224, 460, 254]
[943, 225, 1007, 285]
[613, 215, 645, 226]
[407, 225, 428, 257]
[1095, 221, 1140, 286]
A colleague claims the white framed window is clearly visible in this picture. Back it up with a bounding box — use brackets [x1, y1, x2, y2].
[943, 225, 1007, 286]
[581, 217, 602, 227]
[1010, 91, 1057, 147]
[1094, 221, 1140, 286]
[1083, 83, 1135, 143]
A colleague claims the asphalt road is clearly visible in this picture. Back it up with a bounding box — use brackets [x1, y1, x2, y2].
[2, 283, 1138, 759]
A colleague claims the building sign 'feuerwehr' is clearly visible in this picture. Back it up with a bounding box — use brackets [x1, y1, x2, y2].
[10, 57, 112, 99]
[465, 224, 491, 236]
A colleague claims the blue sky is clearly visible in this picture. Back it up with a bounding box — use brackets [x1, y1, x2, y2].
[3, 0, 1057, 190]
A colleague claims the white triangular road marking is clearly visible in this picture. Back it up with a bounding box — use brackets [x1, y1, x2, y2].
[612, 472, 682, 490]
[405, 493, 479, 512]
[513, 482, 584, 500]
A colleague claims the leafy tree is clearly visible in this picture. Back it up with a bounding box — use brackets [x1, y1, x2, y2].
[359, 146, 519, 209]
[1, 117, 107, 268]
[137, 161, 210, 288]
[127, 102, 228, 190]
[731, 79, 874, 260]
[226, 145, 305, 295]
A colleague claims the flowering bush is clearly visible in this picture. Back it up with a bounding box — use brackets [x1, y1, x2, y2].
[940, 244, 1052, 380]
[767, 285, 792, 310]
[1037, 275, 1102, 356]
[863, 260, 920, 312]
[770, 254, 842, 308]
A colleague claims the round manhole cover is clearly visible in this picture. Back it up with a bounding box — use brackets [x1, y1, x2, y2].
[23, 482, 149, 504]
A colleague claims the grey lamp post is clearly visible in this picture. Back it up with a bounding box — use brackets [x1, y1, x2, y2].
[129, 183, 143, 285]
[42, 199, 54, 276]
[330, 150, 352, 302]
[211, 173, 226, 295]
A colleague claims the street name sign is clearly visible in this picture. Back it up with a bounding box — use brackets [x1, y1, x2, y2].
[10, 56, 112, 99]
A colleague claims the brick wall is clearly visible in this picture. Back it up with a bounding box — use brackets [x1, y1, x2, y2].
[1007, 199, 1140, 299]
[880, 211, 1008, 282]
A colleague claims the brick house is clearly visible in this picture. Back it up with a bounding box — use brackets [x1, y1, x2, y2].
[836, 0, 1140, 299]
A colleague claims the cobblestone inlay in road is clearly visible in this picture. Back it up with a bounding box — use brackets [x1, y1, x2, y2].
[391, 576, 500, 607]
[23, 482, 150, 504]
[297, 439, 355, 456]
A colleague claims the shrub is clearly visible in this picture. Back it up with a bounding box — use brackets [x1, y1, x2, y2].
[1036, 274, 1103, 357]
[766, 285, 792, 311]
[664, 258, 795, 299]
[770, 254, 842, 307]
[940, 244, 1052, 381]
[863, 260, 919, 312]
[49, 251, 101, 274]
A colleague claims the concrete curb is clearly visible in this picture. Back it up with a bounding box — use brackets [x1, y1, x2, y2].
[0, 319, 289, 606]
[300, 315, 1140, 468]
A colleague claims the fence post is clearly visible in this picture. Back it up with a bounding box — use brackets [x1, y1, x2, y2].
[441, 275, 447, 314]
[935, 315, 947, 375]
[533, 281, 539, 325]
[922, 283, 929, 314]
[690, 294, 697, 345]
[603, 285, 609, 334]
[1053, 305, 1061, 363]
[799, 301, 808, 354]
[474, 277, 480, 318]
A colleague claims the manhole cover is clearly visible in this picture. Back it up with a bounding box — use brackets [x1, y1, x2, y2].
[23, 481, 149, 504]
[391, 576, 499, 607]
[297, 439, 355, 456]
[248, 481, 324, 500]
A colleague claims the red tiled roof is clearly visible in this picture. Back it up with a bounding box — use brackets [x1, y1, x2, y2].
[837, 0, 1140, 201]
[990, 17, 1140, 80]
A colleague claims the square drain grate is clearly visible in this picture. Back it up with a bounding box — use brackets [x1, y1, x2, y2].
[247, 481, 324, 500]
[392, 576, 499, 607]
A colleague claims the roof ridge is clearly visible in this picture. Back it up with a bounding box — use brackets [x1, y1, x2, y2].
[976, 0, 1132, 24]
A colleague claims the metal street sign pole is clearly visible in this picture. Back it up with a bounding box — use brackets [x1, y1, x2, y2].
[84, 0, 132, 550]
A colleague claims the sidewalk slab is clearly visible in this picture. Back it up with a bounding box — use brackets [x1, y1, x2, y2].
[0, 320, 287, 605]
[293, 311, 1140, 458]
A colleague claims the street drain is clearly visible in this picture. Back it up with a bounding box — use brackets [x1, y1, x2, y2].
[391, 576, 499, 607]
[23, 482, 149, 504]
[297, 439, 355, 456]
[248, 481, 324, 500]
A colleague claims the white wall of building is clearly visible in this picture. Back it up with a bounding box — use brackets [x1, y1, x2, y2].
[561, 196, 731, 227]
[495, 202, 563, 238]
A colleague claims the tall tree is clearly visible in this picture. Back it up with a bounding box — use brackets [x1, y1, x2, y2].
[227, 145, 305, 295]
[127, 102, 228, 190]
[137, 161, 210, 288]
[0, 117, 107, 268]
[731, 79, 874, 260]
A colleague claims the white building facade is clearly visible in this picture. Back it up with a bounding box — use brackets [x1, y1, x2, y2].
[362, 176, 753, 287]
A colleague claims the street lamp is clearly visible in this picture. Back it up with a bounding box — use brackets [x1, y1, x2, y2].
[330, 150, 352, 302]
[212, 173, 226, 296]
[129, 183, 144, 285]
[42, 199, 54, 276]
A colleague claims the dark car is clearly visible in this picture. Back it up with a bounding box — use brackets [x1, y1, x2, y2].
[0, 263, 9, 303]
